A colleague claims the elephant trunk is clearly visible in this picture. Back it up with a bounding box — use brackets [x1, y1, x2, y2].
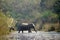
[33, 27, 37, 33]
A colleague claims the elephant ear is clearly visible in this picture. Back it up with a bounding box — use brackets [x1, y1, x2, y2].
[32, 23, 35, 27]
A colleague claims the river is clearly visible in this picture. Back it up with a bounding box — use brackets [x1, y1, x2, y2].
[7, 31, 60, 40]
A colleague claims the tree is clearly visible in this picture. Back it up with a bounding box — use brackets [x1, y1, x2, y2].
[39, 10, 58, 31]
[53, 0, 60, 23]
[0, 11, 9, 36]
[53, 0, 60, 32]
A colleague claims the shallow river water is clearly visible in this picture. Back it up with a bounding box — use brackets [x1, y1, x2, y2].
[7, 31, 60, 40]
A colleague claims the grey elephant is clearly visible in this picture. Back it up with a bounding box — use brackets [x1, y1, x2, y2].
[15, 23, 37, 33]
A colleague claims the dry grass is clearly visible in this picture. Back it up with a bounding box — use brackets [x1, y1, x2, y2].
[41, 22, 59, 32]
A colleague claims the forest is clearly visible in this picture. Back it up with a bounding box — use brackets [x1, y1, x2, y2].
[0, 0, 60, 38]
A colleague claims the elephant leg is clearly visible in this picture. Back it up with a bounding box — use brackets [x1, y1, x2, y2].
[35, 30, 37, 33]
[18, 30, 20, 33]
[22, 30, 23, 33]
[28, 29, 31, 33]
[33, 28, 37, 33]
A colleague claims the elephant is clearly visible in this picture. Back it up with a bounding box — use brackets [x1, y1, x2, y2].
[15, 23, 37, 33]
[9, 27, 15, 32]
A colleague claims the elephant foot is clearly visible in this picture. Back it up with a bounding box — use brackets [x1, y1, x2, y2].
[28, 30, 31, 33]
[18, 31, 20, 33]
[28, 31, 30, 33]
[22, 30, 23, 33]
[35, 31, 37, 33]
